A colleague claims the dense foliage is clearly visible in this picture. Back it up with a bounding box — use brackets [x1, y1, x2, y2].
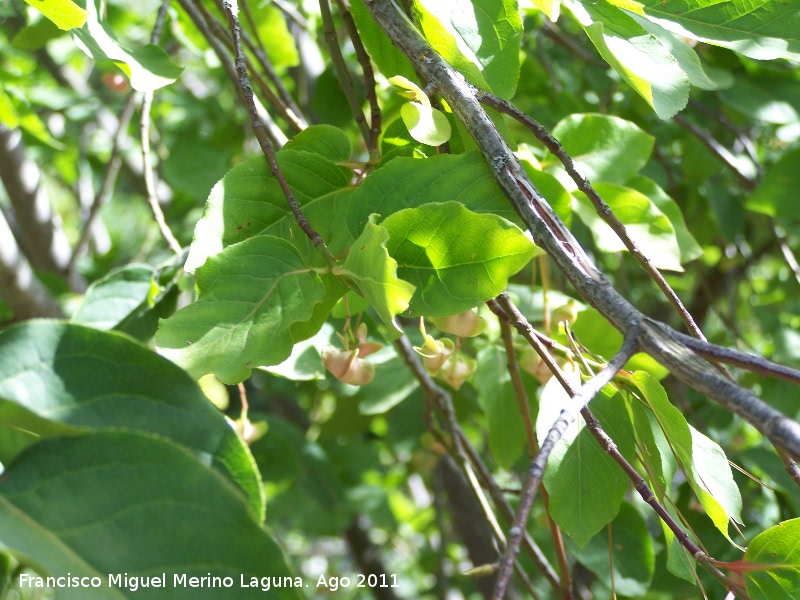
[1, 0, 800, 598]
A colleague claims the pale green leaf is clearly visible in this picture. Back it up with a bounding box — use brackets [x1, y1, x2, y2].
[628, 176, 703, 264]
[572, 182, 683, 271]
[0, 321, 264, 520]
[569, 1, 689, 119]
[350, 0, 416, 81]
[400, 101, 452, 146]
[71, 264, 153, 330]
[23, 0, 86, 31]
[744, 519, 800, 600]
[414, 0, 523, 99]
[334, 217, 415, 336]
[72, 1, 182, 92]
[474, 346, 529, 470]
[538, 380, 636, 547]
[639, 0, 800, 62]
[157, 236, 330, 383]
[549, 114, 654, 185]
[0, 431, 302, 599]
[381, 202, 539, 317]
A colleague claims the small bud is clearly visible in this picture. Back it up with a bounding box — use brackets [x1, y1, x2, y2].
[431, 309, 487, 338]
[519, 348, 554, 385]
[439, 354, 476, 390]
[414, 334, 455, 375]
[321, 346, 375, 386]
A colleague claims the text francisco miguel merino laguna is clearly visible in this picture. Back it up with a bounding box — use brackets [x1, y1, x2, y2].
[18, 572, 309, 593]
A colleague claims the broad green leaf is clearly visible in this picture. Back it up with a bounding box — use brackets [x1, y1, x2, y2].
[474, 346, 529, 470]
[334, 217, 415, 336]
[247, 2, 299, 69]
[639, 0, 800, 62]
[72, 0, 182, 92]
[186, 142, 353, 273]
[747, 148, 800, 236]
[71, 264, 154, 330]
[688, 424, 742, 543]
[632, 372, 740, 542]
[626, 393, 669, 499]
[0, 431, 302, 599]
[23, 0, 86, 31]
[744, 519, 800, 600]
[0, 321, 264, 520]
[549, 114, 654, 185]
[572, 182, 683, 271]
[413, 0, 523, 99]
[261, 323, 335, 381]
[400, 102, 452, 146]
[381, 202, 539, 317]
[570, 1, 689, 119]
[284, 124, 352, 163]
[538, 379, 636, 547]
[721, 78, 800, 125]
[350, 0, 417, 82]
[348, 151, 521, 237]
[573, 502, 655, 596]
[628, 176, 703, 264]
[157, 236, 330, 383]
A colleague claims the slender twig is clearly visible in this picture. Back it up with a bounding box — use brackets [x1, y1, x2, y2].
[333, 0, 382, 156]
[319, 0, 372, 148]
[178, 0, 288, 148]
[140, 0, 182, 255]
[494, 313, 573, 599]
[478, 90, 707, 343]
[674, 114, 755, 191]
[67, 93, 138, 274]
[240, 0, 307, 129]
[774, 224, 800, 288]
[392, 334, 563, 594]
[220, 0, 335, 264]
[492, 324, 639, 600]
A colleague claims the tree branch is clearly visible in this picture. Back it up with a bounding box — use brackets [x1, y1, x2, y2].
[364, 0, 800, 464]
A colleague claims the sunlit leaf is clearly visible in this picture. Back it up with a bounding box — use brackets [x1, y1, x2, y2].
[23, 0, 86, 31]
[744, 518, 800, 599]
[381, 202, 539, 317]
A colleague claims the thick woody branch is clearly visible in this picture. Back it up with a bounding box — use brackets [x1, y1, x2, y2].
[364, 0, 800, 462]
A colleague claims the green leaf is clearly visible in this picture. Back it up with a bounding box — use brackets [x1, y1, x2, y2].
[413, 0, 523, 99]
[0, 431, 302, 599]
[350, 0, 417, 82]
[186, 137, 353, 273]
[355, 346, 419, 415]
[631, 372, 741, 543]
[284, 124, 352, 163]
[247, 2, 299, 69]
[573, 502, 655, 596]
[71, 264, 154, 330]
[721, 78, 800, 125]
[628, 176, 703, 264]
[399, 102, 452, 146]
[0, 321, 264, 521]
[261, 323, 335, 381]
[746, 148, 800, 236]
[572, 182, 684, 271]
[334, 217, 415, 337]
[538, 380, 636, 547]
[474, 346, 529, 470]
[157, 236, 330, 383]
[72, 0, 182, 92]
[639, 0, 800, 62]
[744, 518, 800, 600]
[23, 0, 86, 31]
[688, 424, 742, 543]
[348, 152, 522, 238]
[381, 202, 539, 317]
[570, 1, 689, 118]
[549, 114, 654, 185]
